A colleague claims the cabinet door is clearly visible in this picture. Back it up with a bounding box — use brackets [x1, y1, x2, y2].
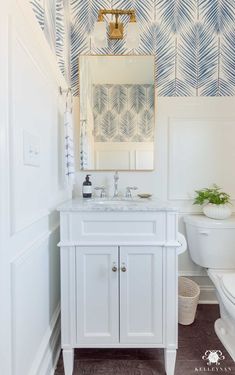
[76, 246, 119, 344]
[120, 246, 163, 344]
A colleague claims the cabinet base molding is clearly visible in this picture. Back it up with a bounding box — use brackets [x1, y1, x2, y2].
[63, 343, 166, 348]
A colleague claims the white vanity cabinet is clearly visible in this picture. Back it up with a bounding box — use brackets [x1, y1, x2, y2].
[120, 246, 163, 344]
[76, 246, 119, 345]
[58, 200, 185, 375]
[75, 245, 163, 345]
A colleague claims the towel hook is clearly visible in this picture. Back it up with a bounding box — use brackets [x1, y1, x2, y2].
[59, 87, 73, 112]
[65, 88, 73, 112]
[59, 86, 71, 95]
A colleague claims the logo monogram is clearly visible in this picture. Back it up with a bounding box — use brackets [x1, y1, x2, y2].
[202, 350, 225, 366]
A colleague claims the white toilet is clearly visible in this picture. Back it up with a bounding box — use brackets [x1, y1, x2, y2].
[184, 215, 235, 361]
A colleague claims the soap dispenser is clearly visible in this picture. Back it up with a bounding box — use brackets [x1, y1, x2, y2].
[82, 175, 92, 198]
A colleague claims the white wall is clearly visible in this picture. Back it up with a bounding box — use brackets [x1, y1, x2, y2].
[74, 96, 235, 302]
[0, 1, 70, 374]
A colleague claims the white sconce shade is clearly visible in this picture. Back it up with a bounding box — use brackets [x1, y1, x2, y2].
[125, 22, 140, 49]
[93, 10, 139, 48]
[93, 21, 107, 48]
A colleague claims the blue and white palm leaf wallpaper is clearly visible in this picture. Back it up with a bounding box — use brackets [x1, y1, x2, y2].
[101, 111, 117, 139]
[30, 0, 70, 82]
[139, 24, 175, 95]
[94, 84, 154, 142]
[30, 0, 235, 96]
[70, 0, 235, 96]
[222, 30, 235, 89]
[43, 0, 56, 53]
[199, 0, 235, 33]
[120, 111, 135, 139]
[111, 85, 127, 114]
[157, 0, 196, 34]
[93, 85, 108, 115]
[30, 0, 45, 30]
[113, 0, 153, 27]
[179, 23, 218, 95]
[129, 85, 146, 114]
[55, 0, 66, 76]
[141, 110, 154, 139]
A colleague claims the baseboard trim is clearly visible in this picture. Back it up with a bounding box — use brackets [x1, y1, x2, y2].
[49, 342, 61, 375]
[178, 273, 218, 304]
[28, 304, 61, 375]
[179, 270, 206, 277]
[199, 285, 218, 305]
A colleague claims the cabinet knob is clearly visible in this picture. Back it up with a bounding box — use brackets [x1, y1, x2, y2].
[121, 264, 127, 272]
[112, 265, 118, 272]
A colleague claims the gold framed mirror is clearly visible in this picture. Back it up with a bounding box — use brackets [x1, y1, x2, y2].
[79, 55, 155, 171]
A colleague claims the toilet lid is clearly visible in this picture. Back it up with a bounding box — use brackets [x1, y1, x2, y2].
[221, 274, 235, 303]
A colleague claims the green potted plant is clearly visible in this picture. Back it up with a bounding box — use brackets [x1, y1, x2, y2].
[193, 184, 232, 219]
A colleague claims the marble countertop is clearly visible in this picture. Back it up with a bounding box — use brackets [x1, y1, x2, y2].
[57, 198, 179, 212]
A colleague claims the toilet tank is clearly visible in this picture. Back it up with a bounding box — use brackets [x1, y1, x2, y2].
[184, 215, 235, 269]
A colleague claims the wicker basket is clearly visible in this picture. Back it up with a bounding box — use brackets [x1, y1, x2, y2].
[178, 277, 200, 325]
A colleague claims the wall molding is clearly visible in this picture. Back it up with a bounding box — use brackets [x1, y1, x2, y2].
[10, 210, 50, 237]
[11, 224, 60, 375]
[10, 223, 59, 265]
[8, 23, 52, 236]
[167, 116, 235, 201]
[28, 304, 61, 375]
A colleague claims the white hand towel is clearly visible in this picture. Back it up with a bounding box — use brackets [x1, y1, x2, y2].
[64, 109, 75, 186]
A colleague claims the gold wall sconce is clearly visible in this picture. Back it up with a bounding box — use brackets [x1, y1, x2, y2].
[93, 9, 140, 49]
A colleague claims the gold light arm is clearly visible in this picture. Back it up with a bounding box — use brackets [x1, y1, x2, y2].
[115, 14, 119, 28]
[96, 9, 137, 40]
[97, 9, 137, 22]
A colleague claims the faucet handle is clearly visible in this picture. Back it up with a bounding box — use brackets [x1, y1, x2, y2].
[95, 186, 106, 198]
[125, 186, 138, 198]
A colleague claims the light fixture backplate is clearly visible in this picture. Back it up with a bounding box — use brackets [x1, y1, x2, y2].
[109, 22, 124, 39]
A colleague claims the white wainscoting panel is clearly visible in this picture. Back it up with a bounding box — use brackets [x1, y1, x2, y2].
[94, 142, 154, 170]
[1, 1, 71, 375]
[168, 118, 235, 201]
[11, 227, 60, 375]
[9, 29, 55, 234]
[96, 150, 131, 170]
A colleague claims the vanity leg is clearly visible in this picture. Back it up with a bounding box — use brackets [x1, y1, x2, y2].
[63, 349, 74, 375]
[164, 349, 176, 375]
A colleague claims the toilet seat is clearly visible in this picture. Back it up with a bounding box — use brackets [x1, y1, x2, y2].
[220, 274, 235, 305]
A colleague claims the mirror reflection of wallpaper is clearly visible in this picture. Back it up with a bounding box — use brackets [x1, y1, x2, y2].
[93, 84, 154, 142]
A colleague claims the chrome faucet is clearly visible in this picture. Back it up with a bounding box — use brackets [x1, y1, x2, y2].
[95, 186, 107, 198]
[125, 186, 138, 199]
[113, 171, 119, 198]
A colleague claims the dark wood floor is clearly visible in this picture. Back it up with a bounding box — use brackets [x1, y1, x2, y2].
[55, 305, 235, 374]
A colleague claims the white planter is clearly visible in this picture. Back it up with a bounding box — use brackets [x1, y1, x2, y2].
[203, 204, 232, 220]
